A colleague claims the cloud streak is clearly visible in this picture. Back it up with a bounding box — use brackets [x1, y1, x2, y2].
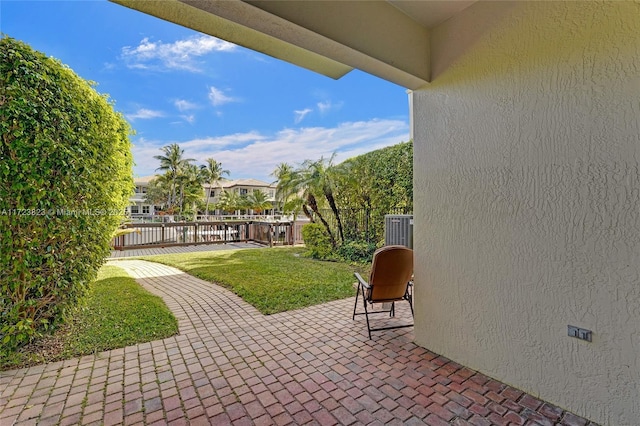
[208, 87, 238, 106]
[126, 108, 165, 121]
[294, 108, 312, 124]
[174, 99, 198, 111]
[132, 119, 409, 181]
[121, 35, 236, 71]
[317, 100, 342, 114]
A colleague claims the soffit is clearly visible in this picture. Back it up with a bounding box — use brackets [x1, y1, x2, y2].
[110, 0, 477, 89]
[389, 1, 476, 28]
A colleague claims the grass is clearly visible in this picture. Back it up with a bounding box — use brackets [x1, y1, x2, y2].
[141, 246, 369, 314]
[1, 264, 178, 371]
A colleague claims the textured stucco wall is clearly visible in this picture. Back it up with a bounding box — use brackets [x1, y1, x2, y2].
[412, 2, 640, 424]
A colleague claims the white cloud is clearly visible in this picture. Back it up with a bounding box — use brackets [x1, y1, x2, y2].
[121, 35, 236, 71]
[180, 115, 195, 124]
[174, 99, 198, 111]
[125, 108, 165, 121]
[181, 132, 267, 152]
[294, 108, 312, 124]
[317, 100, 343, 114]
[317, 100, 331, 113]
[294, 100, 342, 123]
[132, 119, 409, 181]
[208, 87, 238, 106]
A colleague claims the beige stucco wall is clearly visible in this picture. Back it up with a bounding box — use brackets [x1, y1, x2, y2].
[412, 2, 640, 424]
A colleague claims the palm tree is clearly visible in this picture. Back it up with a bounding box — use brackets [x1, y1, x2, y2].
[299, 154, 344, 244]
[175, 163, 204, 220]
[271, 163, 295, 212]
[289, 165, 331, 246]
[271, 162, 309, 223]
[154, 144, 195, 209]
[144, 174, 172, 209]
[248, 190, 272, 215]
[217, 190, 242, 215]
[200, 158, 230, 217]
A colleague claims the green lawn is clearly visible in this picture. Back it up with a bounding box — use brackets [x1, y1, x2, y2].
[141, 247, 369, 314]
[1, 264, 178, 371]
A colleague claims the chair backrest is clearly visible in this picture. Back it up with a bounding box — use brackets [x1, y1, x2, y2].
[368, 245, 413, 302]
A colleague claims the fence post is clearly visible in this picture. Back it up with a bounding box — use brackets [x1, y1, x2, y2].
[288, 222, 293, 246]
[194, 222, 198, 243]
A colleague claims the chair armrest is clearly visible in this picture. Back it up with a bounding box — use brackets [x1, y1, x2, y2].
[354, 272, 371, 289]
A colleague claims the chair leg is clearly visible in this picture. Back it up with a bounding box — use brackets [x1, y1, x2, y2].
[407, 293, 414, 318]
[363, 299, 372, 339]
[352, 282, 361, 320]
[353, 283, 372, 339]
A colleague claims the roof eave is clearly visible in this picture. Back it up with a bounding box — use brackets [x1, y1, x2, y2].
[110, 0, 431, 89]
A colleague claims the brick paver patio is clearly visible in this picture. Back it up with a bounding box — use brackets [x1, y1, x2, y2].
[1, 259, 596, 425]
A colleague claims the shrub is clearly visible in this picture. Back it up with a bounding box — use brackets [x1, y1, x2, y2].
[337, 240, 377, 264]
[301, 223, 335, 260]
[0, 36, 134, 354]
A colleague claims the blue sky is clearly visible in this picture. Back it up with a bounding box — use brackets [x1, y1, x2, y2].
[1, 0, 410, 182]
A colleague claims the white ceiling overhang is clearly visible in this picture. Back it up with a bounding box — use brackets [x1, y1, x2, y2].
[110, 0, 476, 89]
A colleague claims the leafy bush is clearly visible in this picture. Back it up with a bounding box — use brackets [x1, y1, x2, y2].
[301, 223, 335, 260]
[0, 36, 134, 355]
[337, 240, 377, 264]
[333, 141, 413, 243]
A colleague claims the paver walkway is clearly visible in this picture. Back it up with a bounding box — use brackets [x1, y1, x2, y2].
[1, 260, 596, 426]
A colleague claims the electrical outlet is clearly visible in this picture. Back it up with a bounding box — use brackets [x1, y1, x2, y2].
[568, 325, 592, 342]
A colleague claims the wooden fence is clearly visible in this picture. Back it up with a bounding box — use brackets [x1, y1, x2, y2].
[111, 220, 306, 250]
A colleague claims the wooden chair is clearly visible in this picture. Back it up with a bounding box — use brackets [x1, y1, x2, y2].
[353, 245, 414, 339]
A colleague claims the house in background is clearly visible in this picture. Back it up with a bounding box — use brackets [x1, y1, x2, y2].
[112, 1, 640, 424]
[127, 175, 164, 217]
[207, 178, 277, 214]
[128, 176, 277, 218]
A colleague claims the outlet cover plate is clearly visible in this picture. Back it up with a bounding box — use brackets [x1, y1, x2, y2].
[568, 325, 592, 342]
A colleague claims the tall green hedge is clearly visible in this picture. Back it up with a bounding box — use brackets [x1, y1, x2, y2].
[0, 36, 134, 353]
[335, 140, 413, 212]
[333, 140, 413, 243]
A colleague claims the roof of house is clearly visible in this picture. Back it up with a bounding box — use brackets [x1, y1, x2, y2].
[133, 175, 157, 184]
[133, 176, 275, 189]
[218, 178, 276, 189]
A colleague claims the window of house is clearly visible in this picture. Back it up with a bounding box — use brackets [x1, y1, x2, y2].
[130, 205, 139, 214]
[209, 189, 215, 198]
[142, 206, 150, 214]
[240, 188, 248, 196]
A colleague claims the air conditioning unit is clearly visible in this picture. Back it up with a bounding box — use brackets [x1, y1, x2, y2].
[384, 214, 413, 249]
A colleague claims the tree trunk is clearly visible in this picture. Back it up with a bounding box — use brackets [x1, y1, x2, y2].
[204, 183, 211, 218]
[307, 193, 335, 246]
[302, 204, 314, 222]
[324, 189, 344, 243]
